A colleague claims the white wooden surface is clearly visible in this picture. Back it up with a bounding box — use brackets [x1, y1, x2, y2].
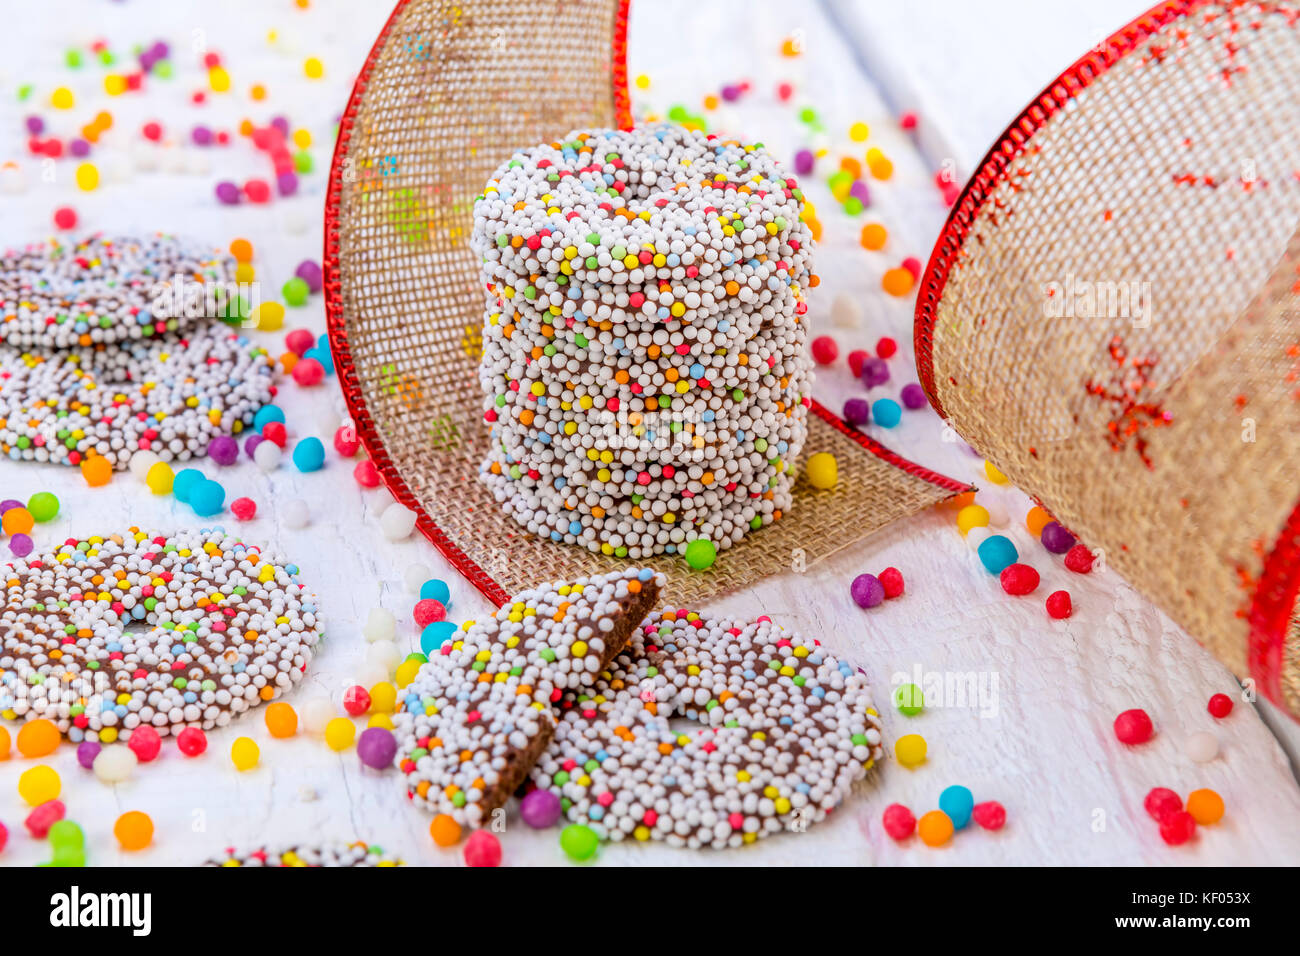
[0, 0, 1295, 867]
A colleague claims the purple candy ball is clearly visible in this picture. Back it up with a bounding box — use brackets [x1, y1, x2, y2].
[294, 259, 323, 293]
[1040, 521, 1077, 554]
[860, 357, 890, 388]
[0, 499, 22, 514]
[191, 125, 213, 146]
[843, 397, 871, 426]
[793, 148, 814, 176]
[244, 433, 264, 458]
[9, 533, 33, 558]
[276, 171, 298, 196]
[69, 138, 91, 158]
[519, 788, 562, 829]
[215, 180, 241, 204]
[356, 727, 397, 769]
[900, 383, 928, 410]
[25, 115, 44, 135]
[849, 180, 871, 205]
[720, 84, 741, 102]
[150, 41, 170, 59]
[77, 740, 102, 769]
[207, 435, 239, 466]
[270, 116, 291, 137]
[851, 573, 885, 609]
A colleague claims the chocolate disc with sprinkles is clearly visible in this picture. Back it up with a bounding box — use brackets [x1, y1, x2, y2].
[394, 567, 662, 828]
[0, 528, 323, 743]
[0, 324, 275, 469]
[529, 609, 885, 849]
[203, 842, 402, 867]
[0, 233, 243, 349]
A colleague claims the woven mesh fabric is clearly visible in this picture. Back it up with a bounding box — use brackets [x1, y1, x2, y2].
[325, 0, 967, 609]
[918, 0, 1300, 715]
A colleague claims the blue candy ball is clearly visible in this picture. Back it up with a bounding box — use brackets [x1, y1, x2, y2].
[303, 346, 334, 375]
[292, 437, 325, 473]
[939, 785, 975, 829]
[254, 405, 286, 431]
[871, 398, 902, 428]
[419, 620, 458, 657]
[172, 468, 205, 504]
[977, 534, 1018, 574]
[419, 578, 451, 606]
[190, 479, 226, 517]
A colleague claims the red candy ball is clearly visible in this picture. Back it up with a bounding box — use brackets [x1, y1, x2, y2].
[847, 349, 869, 378]
[127, 725, 161, 762]
[1144, 787, 1182, 822]
[881, 803, 916, 841]
[231, 497, 257, 521]
[1064, 544, 1094, 573]
[53, 206, 78, 231]
[0, 820, 6, 853]
[901, 256, 922, 279]
[1159, 810, 1196, 846]
[26, 800, 66, 838]
[291, 357, 325, 387]
[463, 829, 502, 867]
[354, 458, 380, 487]
[1046, 589, 1072, 619]
[999, 563, 1039, 596]
[1207, 693, 1234, 719]
[810, 335, 838, 365]
[1114, 708, 1154, 745]
[244, 178, 271, 203]
[878, 566, 905, 599]
[261, 421, 287, 447]
[177, 727, 208, 757]
[333, 425, 360, 457]
[413, 599, 446, 628]
[876, 336, 897, 359]
[343, 685, 371, 716]
[142, 121, 163, 142]
[285, 328, 315, 356]
[971, 800, 1006, 830]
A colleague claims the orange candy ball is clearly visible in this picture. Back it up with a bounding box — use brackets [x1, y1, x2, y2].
[1025, 506, 1053, 537]
[114, 810, 154, 850]
[859, 223, 887, 251]
[80, 455, 113, 487]
[1186, 789, 1224, 825]
[430, 813, 462, 847]
[2, 507, 34, 535]
[918, 809, 955, 846]
[881, 267, 914, 297]
[264, 702, 298, 738]
[16, 718, 60, 757]
[229, 238, 253, 262]
[0, 725, 10, 759]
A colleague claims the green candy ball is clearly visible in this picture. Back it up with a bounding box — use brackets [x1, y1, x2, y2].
[893, 682, 925, 716]
[27, 491, 59, 522]
[282, 277, 311, 306]
[560, 824, 598, 862]
[684, 538, 717, 571]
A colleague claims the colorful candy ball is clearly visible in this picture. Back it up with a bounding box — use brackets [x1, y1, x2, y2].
[939, 785, 975, 829]
[463, 829, 502, 867]
[357, 727, 397, 769]
[972, 800, 1007, 830]
[881, 803, 917, 841]
[127, 726, 161, 762]
[1114, 708, 1154, 745]
[520, 788, 563, 829]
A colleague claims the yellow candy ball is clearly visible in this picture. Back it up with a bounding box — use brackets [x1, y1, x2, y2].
[208, 66, 231, 92]
[18, 765, 61, 806]
[369, 682, 397, 713]
[304, 57, 324, 79]
[849, 121, 870, 142]
[75, 163, 99, 191]
[984, 460, 1009, 484]
[956, 504, 990, 536]
[104, 74, 127, 96]
[230, 736, 259, 771]
[145, 461, 174, 495]
[253, 301, 285, 331]
[51, 87, 75, 110]
[234, 263, 256, 283]
[366, 712, 395, 730]
[634, 73, 650, 90]
[325, 717, 355, 751]
[894, 733, 927, 767]
[292, 129, 312, 149]
[395, 659, 422, 688]
[804, 452, 838, 490]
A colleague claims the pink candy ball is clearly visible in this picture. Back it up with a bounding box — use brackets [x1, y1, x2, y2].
[285, 328, 315, 356]
[971, 801, 1007, 830]
[463, 829, 502, 867]
[333, 425, 360, 457]
[810, 335, 838, 365]
[231, 497, 257, 521]
[354, 459, 380, 487]
[881, 803, 916, 841]
[291, 357, 325, 387]
[127, 725, 162, 762]
[413, 599, 446, 628]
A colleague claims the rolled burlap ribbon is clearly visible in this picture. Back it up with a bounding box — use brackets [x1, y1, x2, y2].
[324, 0, 969, 609]
[917, 0, 1300, 717]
